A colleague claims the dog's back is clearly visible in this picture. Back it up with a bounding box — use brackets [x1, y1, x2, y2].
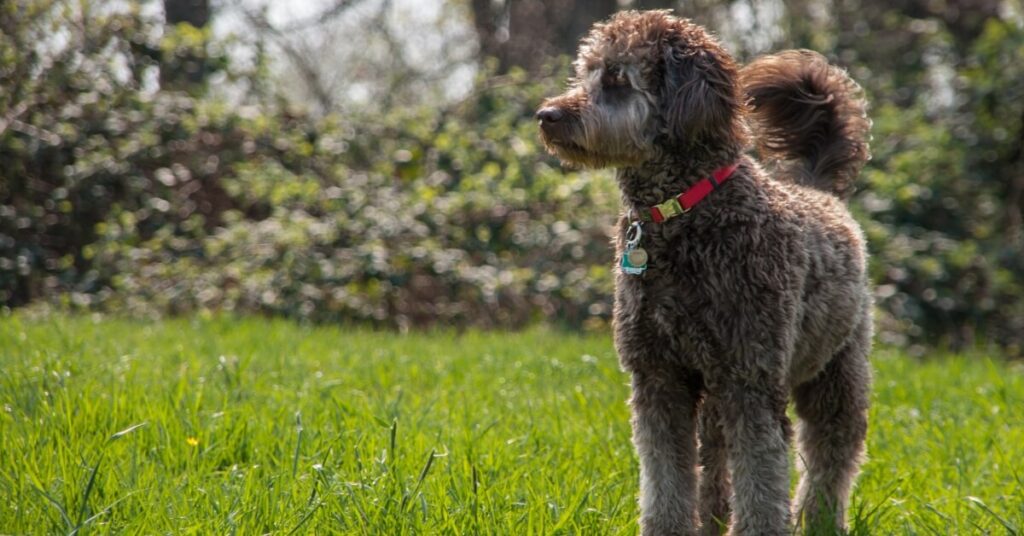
[740, 50, 871, 201]
[737, 51, 873, 384]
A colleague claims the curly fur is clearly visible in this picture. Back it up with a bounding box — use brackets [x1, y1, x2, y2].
[740, 50, 872, 200]
[537, 10, 873, 535]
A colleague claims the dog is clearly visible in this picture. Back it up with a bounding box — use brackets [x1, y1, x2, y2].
[537, 10, 873, 535]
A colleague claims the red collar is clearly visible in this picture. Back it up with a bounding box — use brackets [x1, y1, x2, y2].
[638, 163, 739, 223]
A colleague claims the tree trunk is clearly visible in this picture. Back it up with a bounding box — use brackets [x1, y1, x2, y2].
[632, 0, 677, 9]
[471, 0, 618, 74]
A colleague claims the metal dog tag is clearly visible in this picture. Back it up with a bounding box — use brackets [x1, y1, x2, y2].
[621, 221, 648, 275]
[627, 248, 648, 266]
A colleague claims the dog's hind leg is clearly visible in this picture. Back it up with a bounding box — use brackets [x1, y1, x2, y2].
[792, 316, 872, 532]
[629, 365, 703, 536]
[697, 395, 731, 535]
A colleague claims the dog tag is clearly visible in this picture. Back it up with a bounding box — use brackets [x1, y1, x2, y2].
[622, 220, 648, 275]
[627, 248, 648, 267]
[621, 248, 647, 275]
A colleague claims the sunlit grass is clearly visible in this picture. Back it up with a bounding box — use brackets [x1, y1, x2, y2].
[1, 315, 1021, 534]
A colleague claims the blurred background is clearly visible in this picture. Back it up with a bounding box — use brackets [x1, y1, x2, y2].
[1, 0, 1022, 356]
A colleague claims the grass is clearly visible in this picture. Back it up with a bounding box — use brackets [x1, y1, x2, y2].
[0, 314, 1021, 534]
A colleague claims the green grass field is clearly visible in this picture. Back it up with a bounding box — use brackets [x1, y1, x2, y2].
[1, 315, 1021, 534]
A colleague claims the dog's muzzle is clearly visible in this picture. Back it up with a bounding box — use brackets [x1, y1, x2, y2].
[536, 105, 576, 147]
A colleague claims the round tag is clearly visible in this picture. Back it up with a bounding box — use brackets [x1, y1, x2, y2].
[628, 248, 648, 266]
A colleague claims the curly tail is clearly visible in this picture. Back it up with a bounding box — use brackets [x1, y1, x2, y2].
[740, 50, 871, 200]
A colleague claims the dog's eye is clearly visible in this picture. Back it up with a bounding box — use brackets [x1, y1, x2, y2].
[602, 66, 629, 88]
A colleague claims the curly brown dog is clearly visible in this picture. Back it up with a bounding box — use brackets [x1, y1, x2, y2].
[537, 10, 873, 536]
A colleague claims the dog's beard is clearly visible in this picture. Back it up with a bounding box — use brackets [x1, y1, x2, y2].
[548, 99, 653, 169]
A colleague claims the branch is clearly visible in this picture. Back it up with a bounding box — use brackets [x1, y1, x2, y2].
[278, 0, 369, 32]
[237, 4, 340, 112]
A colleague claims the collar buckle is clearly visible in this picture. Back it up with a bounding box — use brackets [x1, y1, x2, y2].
[646, 163, 738, 223]
[653, 197, 686, 222]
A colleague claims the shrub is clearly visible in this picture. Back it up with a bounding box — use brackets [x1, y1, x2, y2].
[3, 2, 1022, 354]
[85, 78, 619, 329]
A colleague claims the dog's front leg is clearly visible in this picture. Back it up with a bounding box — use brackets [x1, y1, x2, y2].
[698, 394, 731, 535]
[628, 365, 702, 536]
[716, 377, 792, 536]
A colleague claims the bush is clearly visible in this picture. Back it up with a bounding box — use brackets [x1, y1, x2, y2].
[855, 20, 1024, 354]
[2, 2, 1022, 354]
[85, 78, 619, 329]
[1, 2, 613, 331]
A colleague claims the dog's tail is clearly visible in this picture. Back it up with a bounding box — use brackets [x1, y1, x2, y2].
[740, 50, 870, 200]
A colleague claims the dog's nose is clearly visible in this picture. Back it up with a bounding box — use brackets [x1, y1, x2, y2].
[536, 107, 565, 123]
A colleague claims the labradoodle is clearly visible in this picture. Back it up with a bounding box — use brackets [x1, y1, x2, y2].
[537, 10, 873, 536]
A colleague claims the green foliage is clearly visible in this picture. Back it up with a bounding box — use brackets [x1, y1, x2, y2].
[1, 2, 617, 330]
[2, 1, 1023, 351]
[855, 19, 1024, 353]
[80, 71, 619, 329]
[2, 315, 1022, 533]
[0, 0, 231, 305]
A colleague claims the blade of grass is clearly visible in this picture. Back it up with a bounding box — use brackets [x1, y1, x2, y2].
[108, 422, 148, 442]
[291, 411, 304, 479]
[966, 496, 1019, 534]
[402, 449, 437, 511]
[287, 502, 323, 536]
[75, 457, 102, 527]
[550, 488, 589, 533]
[32, 484, 73, 531]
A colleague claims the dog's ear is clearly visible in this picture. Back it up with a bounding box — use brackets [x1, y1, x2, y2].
[662, 44, 740, 145]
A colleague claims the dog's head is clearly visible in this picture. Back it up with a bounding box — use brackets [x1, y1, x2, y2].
[537, 10, 743, 168]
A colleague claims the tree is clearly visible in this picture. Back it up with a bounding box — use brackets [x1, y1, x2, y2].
[470, 0, 618, 73]
[161, 0, 212, 90]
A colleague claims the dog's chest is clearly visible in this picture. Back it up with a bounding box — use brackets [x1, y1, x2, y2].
[615, 226, 711, 351]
